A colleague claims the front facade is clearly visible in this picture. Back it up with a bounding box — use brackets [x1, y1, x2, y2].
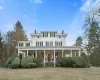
[17, 30, 81, 67]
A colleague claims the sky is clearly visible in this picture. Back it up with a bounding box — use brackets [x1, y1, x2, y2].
[0, 0, 100, 45]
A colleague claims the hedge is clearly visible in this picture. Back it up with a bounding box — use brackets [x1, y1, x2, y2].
[56, 56, 90, 68]
[5, 56, 16, 67]
[5, 57, 12, 67]
[21, 56, 34, 68]
[71, 56, 87, 68]
[61, 57, 74, 67]
[26, 63, 37, 68]
[11, 57, 20, 68]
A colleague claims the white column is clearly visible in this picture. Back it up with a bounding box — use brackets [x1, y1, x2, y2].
[79, 49, 81, 56]
[24, 52, 26, 57]
[35, 50, 37, 58]
[54, 49, 56, 67]
[62, 49, 64, 57]
[27, 50, 28, 56]
[18, 49, 19, 56]
[24, 43, 25, 47]
[44, 50, 45, 67]
[70, 49, 72, 57]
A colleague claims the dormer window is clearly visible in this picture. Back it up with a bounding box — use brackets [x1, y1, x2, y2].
[38, 36, 39, 38]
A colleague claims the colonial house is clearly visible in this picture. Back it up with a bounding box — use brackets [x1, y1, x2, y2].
[17, 30, 81, 67]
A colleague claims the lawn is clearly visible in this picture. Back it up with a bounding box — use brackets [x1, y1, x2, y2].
[0, 67, 100, 80]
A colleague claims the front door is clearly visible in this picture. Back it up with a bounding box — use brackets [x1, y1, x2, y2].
[48, 54, 52, 62]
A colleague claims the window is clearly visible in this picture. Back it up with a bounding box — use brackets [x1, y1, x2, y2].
[50, 41, 53, 46]
[54, 32, 55, 37]
[50, 32, 51, 37]
[50, 33, 53, 37]
[55, 41, 56, 46]
[44, 33, 46, 37]
[38, 36, 39, 38]
[52, 33, 54, 37]
[59, 42, 60, 46]
[46, 41, 47, 46]
[47, 33, 48, 37]
[40, 42, 41, 46]
[43, 33, 44, 37]
[36, 41, 37, 46]
[61, 41, 62, 46]
[42, 41, 43, 46]
[57, 42, 58, 46]
[38, 42, 39, 46]
[19, 43, 23, 47]
[26, 43, 30, 47]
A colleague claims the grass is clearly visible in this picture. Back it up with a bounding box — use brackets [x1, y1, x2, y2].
[0, 67, 100, 80]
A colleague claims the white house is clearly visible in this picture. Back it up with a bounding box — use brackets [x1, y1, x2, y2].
[17, 30, 81, 67]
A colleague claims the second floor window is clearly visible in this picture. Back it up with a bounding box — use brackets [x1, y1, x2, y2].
[36, 41, 43, 46]
[26, 43, 30, 47]
[19, 43, 23, 47]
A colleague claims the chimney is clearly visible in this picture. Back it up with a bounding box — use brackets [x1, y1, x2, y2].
[35, 29, 36, 34]
[62, 30, 64, 34]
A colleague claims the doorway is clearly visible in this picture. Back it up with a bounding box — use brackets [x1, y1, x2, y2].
[48, 54, 52, 62]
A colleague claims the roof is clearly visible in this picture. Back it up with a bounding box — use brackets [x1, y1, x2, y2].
[17, 46, 82, 50]
[40, 31, 58, 33]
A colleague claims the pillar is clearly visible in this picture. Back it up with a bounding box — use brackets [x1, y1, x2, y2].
[44, 50, 45, 67]
[24, 52, 26, 57]
[62, 49, 64, 57]
[27, 50, 28, 56]
[35, 50, 37, 58]
[54, 49, 56, 67]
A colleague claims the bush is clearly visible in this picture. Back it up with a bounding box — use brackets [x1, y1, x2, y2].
[35, 53, 43, 67]
[61, 57, 73, 67]
[5, 56, 16, 67]
[5, 57, 12, 67]
[26, 63, 37, 68]
[11, 57, 20, 69]
[57, 56, 89, 68]
[56, 56, 62, 67]
[21, 56, 34, 68]
[71, 56, 87, 68]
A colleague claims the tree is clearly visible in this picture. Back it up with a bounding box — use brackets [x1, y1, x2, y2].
[84, 10, 100, 54]
[83, 8, 100, 66]
[75, 36, 83, 46]
[14, 21, 27, 41]
[0, 31, 3, 61]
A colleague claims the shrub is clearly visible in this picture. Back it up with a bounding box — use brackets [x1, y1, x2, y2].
[5, 56, 17, 68]
[26, 63, 37, 68]
[33, 58, 36, 63]
[61, 57, 73, 67]
[71, 56, 87, 68]
[11, 57, 20, 69]
[21, 56, 34, 68]
[56, 55, 62, 67]
[5, 57, 12, 67]
[35, 53, 43, 67]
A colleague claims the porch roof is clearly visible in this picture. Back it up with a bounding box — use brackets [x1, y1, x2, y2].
[18, 46, 81, 50]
